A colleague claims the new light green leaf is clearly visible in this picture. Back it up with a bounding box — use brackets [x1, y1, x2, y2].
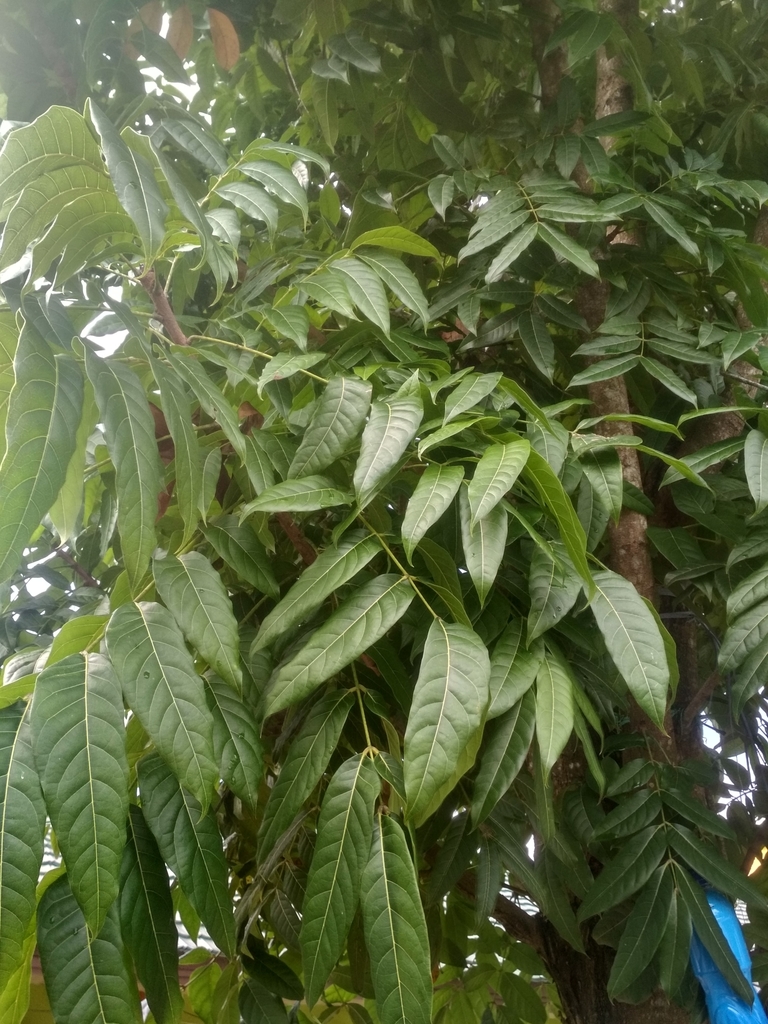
[607, 867, 672, 998]
[0, 704, 45, 992]
[253, 530, 380, 651]
[205, 676, 263, 810]
[459, 488, 508, 606]
[403, 619, 490, 825]
[359, 251, 430, 328]
[301, 754, 379, 1005]
[361, 813, 432, 1024]
[37, 876, 140, 1024]
[468, 439, 530, 526]
[106, 602, 217, 808]
[527, 544, 581, 642]
[401, 464, 464, 563]
[289, 376, 372, 478]
[264, 575, 415, 716]
[353, 394, 423, 508]
[745, 429, 768, 514]
[488, 619, 545, 719]
[258, 692, 354, 854]
[86, 100, 168, 260]
[0, 326, 82, 587]
[86, 348, 160, 594]
[30, 654, 129, 936]
[352, 227, 439, 259]
[241, 475, 352, 515]
[119, 805, 183, 1024]
[137, 752, 236, 957]
[153, 551, 242, 693]
[152, 360, 202, 545]
[523, 449, 591, 589]
[535, 654, 574, 775]
[590, 569, 670, 728]
[472, 689, 535, 825]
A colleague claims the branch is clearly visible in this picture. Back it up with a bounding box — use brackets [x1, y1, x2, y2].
[53, 547, 100, 589]
[456, 870, 542, 951]
[139, 269, 190, 347]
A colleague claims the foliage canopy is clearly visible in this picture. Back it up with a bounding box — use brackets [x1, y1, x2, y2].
[2, 1, 768, 1023]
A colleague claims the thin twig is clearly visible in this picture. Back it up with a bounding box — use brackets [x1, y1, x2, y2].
[139, 268, 190, 347]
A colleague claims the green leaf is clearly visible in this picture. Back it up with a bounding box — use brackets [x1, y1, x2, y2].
[745, 429, 768, 514]
[658, 887, 691, 997]
[206, 676, 263, 810]
[153, 551, 242, 693]
[591, 790, 661, 841]
[517, 311, 555, 382]
[403, 619, 490, 826]
[607, 867, 672, 998]
[639, 357, 697, 406]
[488, 619, 545, 719]
[668, 825, 767, 909]
[106, 602, 217, 808]
[485, 222, 538, 283]
[459, 489, 508, 607]
[0, 704, 45, 992]
[0, 902, 35, 1024]
[242, 161, 308, 220]
[137, 752, 236, 957]
[401, 465, 464, 563]
[590, 569, 670, 729]
[333, 257, 391, 335]
[523, 450, 591, 589]
[660, 787, 735, 840]
[673, 864, 753, 1004]
[535, 653, 574, 776]
[257, 352, 326, 395]
[312, 75, 339, 148]
[579, 449, 623, 523]
[499, 974, 546, 1024]
[472, 689, 535, 825]
[428, 175, 455, 220]
[0, 326, 82, 587]
[264, 575, 415, 716]
[289, 376, 372, 478]
[86, 100, 168, 260]
[537, 223, 600, 277]
[569, 356, 640, 388]
[361, 813, 432, 1024]
[578, 827, 667, 921]
[661, 437, 745, 488]
[359, 252, 430, 328]
[259, 692, 354, 854]
[352, 227, 439, 260]
[30, 654, 128, 935]
[301, 754, 379, 1005]
[215, 182, 278, 236]
[353, 393, 423, 508]
[300, 270, 356, 318]
[260, 305, 311, 350]
[468, 439, 530, 527]
[86, 348, 160, 594]
[169, 353, 248, 464]
[643, 199, 698, 257]
[443, 372, 502, 425]
[203, 516, 279, 599]
[120, 805, 183, 1024]
[241, 475, 352, 514]
[254, 530, 380, 651]
[151, 360, 203, 545]
[328, 30, 381, 73]
[527, 544, 581, 641]
[37, 875, 140, 1024]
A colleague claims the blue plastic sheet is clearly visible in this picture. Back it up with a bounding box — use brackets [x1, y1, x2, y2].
[690, 889, 768, 1024]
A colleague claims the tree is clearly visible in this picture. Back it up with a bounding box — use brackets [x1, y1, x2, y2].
[1, 0, 768, 1022]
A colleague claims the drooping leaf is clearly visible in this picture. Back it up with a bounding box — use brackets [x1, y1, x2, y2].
[241, 475, 352, 515]
[253, 530, 380, 651]
[403, 619, 490, 826]
[401, 464, 464, 564]
[523, 449, 591, 589]
[443, 372, 501, 425]
[579, 448, 623, 523]
[333, 257, 391, 335]
[242, 160, 308, 220]
[517, 311, 555, 381]
[459, 488, 508, 606]
[137, 752, 236, 957]
[153, 551, 243, 693]
[119, 805, 183, 1024]
[215, 181, 278, 236]
[264, 575, 414, 716]
[289, 376, 372, 478]
[745, 429, 768, 514]
[658, 886, 691, 997]
[203, 516, 280, 599]
[30, 653, 129, 935]
[578, 827, 667, 921]
[301, 754, 379, 1005]
[359, 251, 430, 327]
[258, 692, 354, 854]
[487, 619, 545, 719]
[353, 393, 423, 508]
[535, 653, 574, 776]
[590, 569, 670, 729]
[86, 347, 161, 594]
[472, 689, 535, 825]
[205, 676, 263, 810]
[0, 704, 45, 992]
[668, 825, 768, 910]
[467, 439, 530, 526]
[37, 875, 140, 1024]
[0, 325, 82, 586]
[607, 867, 672, 998]
[361, 813, 432, 1024]
[106, 602, 217, 807]
[527, 544, 582, 642]
[152, 360, 203, 544]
